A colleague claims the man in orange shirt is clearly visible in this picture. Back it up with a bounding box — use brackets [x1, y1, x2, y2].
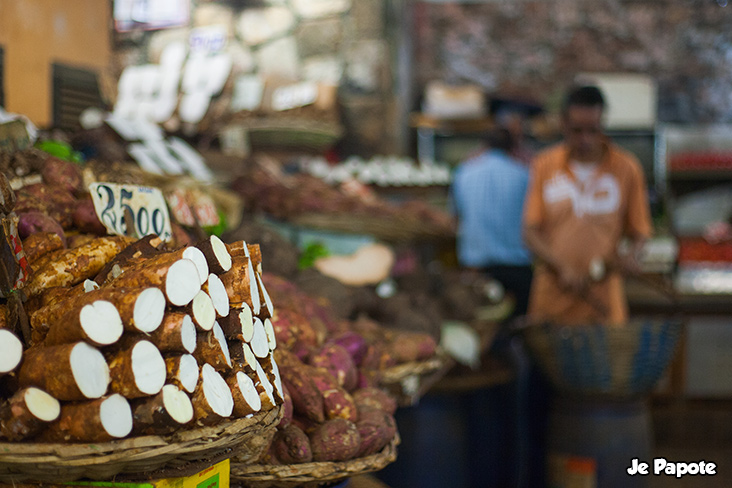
[522, 85, 652, 326]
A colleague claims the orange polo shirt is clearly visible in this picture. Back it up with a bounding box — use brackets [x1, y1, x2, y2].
[523, 141, 652, 326]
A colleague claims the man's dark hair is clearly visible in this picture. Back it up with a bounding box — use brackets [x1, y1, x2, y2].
[562, 85, 606, 115]
[485, 127, 515, 152]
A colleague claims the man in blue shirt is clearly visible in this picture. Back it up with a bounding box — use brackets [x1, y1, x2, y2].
[451, 127, 533, 315]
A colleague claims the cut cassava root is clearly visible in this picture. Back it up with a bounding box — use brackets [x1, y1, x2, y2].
[0, 387, 60, 441]
[227, 371, 262, 417]
[204, 273, 230, 318]
[197, 235, 232, 275]
[192, 363, 234, 425]
[107, 256, 201, 307]
[18, 342, 109, 401]
[165, 354, 200, 394]
[190, 291, 216, 331]
[40, 394, 133, 442]
[132, 384, 194, 435]
[108, 340, 166, 399]
[219, 305, 253, 342]
[43, 299, 123, 347]
[0, 329, 23, 374]
[149, 312, 197, 354]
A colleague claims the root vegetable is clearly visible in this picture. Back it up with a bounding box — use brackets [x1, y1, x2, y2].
[41, 156, 83, 193]
[181, 246, 209, 286]
[309, 418, 361, 462]
[0, 330, 23, 374]
[227, 371, 262, 417]
[355, 407, 397, 457]
[279, 383, 293, 427]
[220, 256, 260, 314]
[192, 363, 234, 424]
[203, 273, 229, 317]
[41, 394, 132, 442]
[272, 424, 313, 464]
[93, 234, 163, 285]
[388, 332, 438, 363]
[165, 354, 200, 394]
[73, 198, 106, 235]
[22, 232, 64, 264]
[250, 318, 269, 359]
[323, 388, 358, 423]
[149, 312, 197, 353]
[195, 322, 232, 372]
[328, 332, 368, 366]
[26, 236, 133, 295]
[219, 305, 254, 342]
[107, 257, 201, 307]
[263, 318, 277, 351]
[132, 384, 194, 435]
[254, 361, 276, 410]
[43, 298, 123, 347]
[197, 235, 232, 274]
[280, 365, 324, 423]
[190, 291, 216, 331]
[18, 212, 65, 245]
[352, 388, 397, 416]
[18, 342, 109, 401]
[308, 343, 357, 392]
[256, 273, 274, 319]
[108, 340, 166, 399]
[0, 387, 60, 441]
[229, 341, 257, 374]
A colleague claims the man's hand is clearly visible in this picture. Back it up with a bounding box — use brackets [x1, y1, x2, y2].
[558, 266, 588, 294]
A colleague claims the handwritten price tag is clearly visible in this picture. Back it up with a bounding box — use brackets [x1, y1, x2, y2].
[89, 182, 173, 241]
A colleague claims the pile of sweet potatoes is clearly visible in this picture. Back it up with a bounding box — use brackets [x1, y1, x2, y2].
[262, 349, 398, 464]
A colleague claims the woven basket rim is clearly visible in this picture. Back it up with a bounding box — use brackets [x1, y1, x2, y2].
[378, 354, 449, 384]
[230, 432, 400, 484]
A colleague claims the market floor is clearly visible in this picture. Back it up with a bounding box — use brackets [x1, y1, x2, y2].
[649, 447, 732, 488]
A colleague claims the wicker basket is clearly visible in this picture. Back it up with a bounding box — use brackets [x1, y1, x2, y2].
[378, 354, 453, 406]
[0, 406, 282, 483]
[231, 433, 400, 488]
[521, 318, 684, 399]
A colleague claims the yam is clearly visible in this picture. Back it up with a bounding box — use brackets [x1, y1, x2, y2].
[0, 387, 60, 441]
[192, 363, 234, 425]
[309, 418, 361, 462]
[132, 384, 194, 435]
[18, 342, 109, 401]
[271, 424, 313, 464]
[26, 236, 134, 295]
[355, 407, 397, 457]
[40, 394, 132, 442]
[22, 232, 64, 264]
[165, 354, 199, 394]
[308, 343, 357, 392]
[107, 340, 166, 399]
[352, 388, 397, 416]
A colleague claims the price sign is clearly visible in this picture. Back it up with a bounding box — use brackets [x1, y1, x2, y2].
[89, 183, 173, 241]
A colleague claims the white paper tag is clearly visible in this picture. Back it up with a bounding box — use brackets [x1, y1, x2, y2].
[89, 182, 173, 241]
[271, 82, 318, 111]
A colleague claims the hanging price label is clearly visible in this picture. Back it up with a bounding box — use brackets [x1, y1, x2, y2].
[89, 182, 173, 241]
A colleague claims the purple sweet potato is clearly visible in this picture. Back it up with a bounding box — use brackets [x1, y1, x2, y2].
[352, 388, 397, 416]
[388, 332, 438, 363]
[308, 343, 358, 392]
[309, 418, 361, 462]
[41, 157, 83, 194]
[356, 406, 397, 457]
[327, 331, 369, 366]
[271, 424, 313, 464]
[73, 198, 106, 235]
[323, 388, 358, 423]
[279, 383, 293, 427]
[280, 365, 325, 423]
[18, 212, 66, 245]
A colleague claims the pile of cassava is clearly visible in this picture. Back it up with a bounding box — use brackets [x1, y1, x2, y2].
[0, 231, 284, 443]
